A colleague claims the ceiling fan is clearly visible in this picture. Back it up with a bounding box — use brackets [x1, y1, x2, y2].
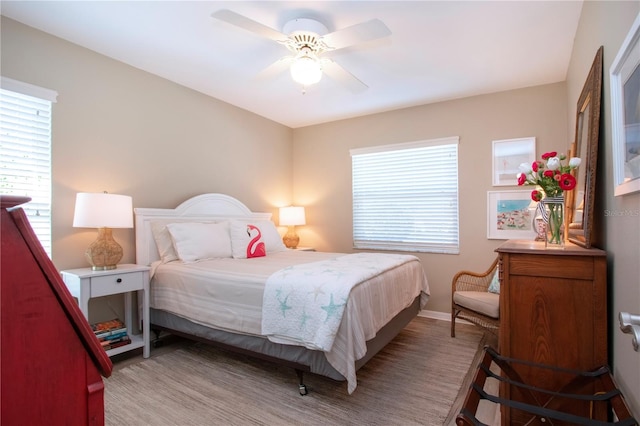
[211, 9, 391, 93]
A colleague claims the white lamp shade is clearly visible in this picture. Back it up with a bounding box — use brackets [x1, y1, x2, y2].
[73, 193, 133, 228]
[290, 55, 322, 86]
[279, 206, 306, 226]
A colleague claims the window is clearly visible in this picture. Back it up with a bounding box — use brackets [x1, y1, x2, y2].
[1, 77, 57, 256]
[351, 137, 459, 254]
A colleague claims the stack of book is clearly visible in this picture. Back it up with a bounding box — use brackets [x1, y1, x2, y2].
[91, 318, 131, 350]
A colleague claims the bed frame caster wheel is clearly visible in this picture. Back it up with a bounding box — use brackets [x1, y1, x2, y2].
[152, 329, 163, 348]
[299, 384, 308, 396]
[295, 369, 308, 395]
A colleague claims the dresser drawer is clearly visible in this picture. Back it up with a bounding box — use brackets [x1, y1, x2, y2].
[91, 272, 143, 297]
[506, 253, 594, 280]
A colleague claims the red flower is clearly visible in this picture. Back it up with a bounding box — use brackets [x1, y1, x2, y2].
[532, 161, 538, 172]
[517, 173, 527, 185]
[543, 170, 554, 178]
[559, 173, 577, 190]
[531, 190, 543, 202]
[541, 151, 557, 160]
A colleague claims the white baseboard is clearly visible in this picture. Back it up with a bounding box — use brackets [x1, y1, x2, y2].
[419, 309, 451, 321]
[419, 309, 473, 326]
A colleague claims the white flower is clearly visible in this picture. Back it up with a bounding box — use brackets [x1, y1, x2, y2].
[518, 162, 533, 174]
[569, 157, 582, 168]
[546, 157, 561, 171]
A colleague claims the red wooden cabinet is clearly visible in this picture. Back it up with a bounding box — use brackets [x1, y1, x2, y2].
[1, 195, 112, 425]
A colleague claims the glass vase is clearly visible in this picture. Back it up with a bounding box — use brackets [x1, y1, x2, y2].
[541, 197, 565, 249]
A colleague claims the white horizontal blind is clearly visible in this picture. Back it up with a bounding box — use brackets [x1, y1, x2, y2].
[351, 137, 459, 254]
[0, 80, 57, 256]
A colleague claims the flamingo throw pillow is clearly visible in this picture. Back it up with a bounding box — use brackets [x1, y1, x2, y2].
[229, 220, 285, 259]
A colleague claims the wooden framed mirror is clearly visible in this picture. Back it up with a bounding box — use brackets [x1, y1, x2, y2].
[567, 47, 603, 248]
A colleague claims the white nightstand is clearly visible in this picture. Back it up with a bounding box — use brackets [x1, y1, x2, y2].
[61, 264, 150, 358]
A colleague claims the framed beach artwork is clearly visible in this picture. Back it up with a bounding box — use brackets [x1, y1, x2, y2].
[487, 190, 537, 240]
[492, 137, 536, 186]
[611, 13, 640, 196]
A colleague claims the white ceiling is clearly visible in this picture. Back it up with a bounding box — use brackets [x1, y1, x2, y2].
[1, 1, 583, 129]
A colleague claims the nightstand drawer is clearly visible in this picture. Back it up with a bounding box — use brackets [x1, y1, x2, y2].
[91, 272, 143, 297]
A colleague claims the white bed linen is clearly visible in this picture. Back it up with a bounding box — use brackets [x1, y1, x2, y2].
[149, 250, 430, 393]
[150, 251, 330, 335]
[262, 253, 421, 351]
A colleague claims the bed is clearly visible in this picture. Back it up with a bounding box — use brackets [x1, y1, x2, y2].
[134, 193, 430, 394]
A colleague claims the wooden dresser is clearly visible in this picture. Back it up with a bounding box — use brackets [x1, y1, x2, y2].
[1, 195, 112, 425]
[496, 240, 608, 425]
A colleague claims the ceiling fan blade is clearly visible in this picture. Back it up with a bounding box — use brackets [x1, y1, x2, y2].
[322, 59, 368, 93]
[321, 19, 391, 51]
[255, 57, 294, 82]
[212, 9, 288, 42]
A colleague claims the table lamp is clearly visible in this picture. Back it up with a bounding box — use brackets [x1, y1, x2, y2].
[279, 206, 306, 249]
[73, 192, 133, 270]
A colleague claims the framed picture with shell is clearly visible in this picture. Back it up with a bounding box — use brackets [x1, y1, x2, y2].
[491, 137, 536, 186]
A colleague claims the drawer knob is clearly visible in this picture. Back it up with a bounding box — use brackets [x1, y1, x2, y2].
[116, 278, 122, 283]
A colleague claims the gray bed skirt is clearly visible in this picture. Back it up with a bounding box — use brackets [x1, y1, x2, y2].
[150, 295, 422, 383]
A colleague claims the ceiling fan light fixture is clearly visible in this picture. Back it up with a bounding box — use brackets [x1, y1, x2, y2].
[212, 10, 390, 93]
[290, 54, 322, 86]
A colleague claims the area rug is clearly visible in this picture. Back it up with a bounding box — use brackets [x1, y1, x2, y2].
[104, 317, 485, 425]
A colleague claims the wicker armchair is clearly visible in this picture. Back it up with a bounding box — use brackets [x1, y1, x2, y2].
[451, 257, 500, 338]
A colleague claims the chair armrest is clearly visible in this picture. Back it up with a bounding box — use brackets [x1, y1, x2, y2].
[452, 257, 499, 293]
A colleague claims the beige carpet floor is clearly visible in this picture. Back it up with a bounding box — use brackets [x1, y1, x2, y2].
[104, 318, 487, 425]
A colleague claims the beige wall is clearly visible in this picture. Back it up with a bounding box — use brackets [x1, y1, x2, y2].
[292, 83, 568, 313]
[566, 1, 640, 416]
[1, 17, 292, 323]
[3, 14, 569, 316]
[1, 17, 293, 273]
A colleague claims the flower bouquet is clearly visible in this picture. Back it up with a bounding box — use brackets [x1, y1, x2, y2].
[517, 151, 581, 247]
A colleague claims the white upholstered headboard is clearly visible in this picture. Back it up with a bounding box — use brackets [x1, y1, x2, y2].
[134, 193, 272, 266]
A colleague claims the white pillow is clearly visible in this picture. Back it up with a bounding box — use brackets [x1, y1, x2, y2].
[151, 221, 179, 263]
[166, 221, 232, 262]
[229, 220, 286, 259]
